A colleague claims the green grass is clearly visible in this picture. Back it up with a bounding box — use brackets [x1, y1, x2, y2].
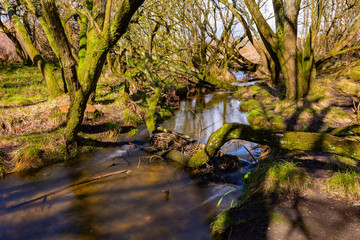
[263, 161, 311, 194]
[8, 129, 69, 172]
[239, 99, 261, 112]
[345, 66, 360, 82]
[0, 64, 50, 107]
[325, 171, 360, 201]
[328, 107, 351, 118]
[244, 160, 312, 198]
[121, 108, 143, 126]
[11, 144, 43, 172]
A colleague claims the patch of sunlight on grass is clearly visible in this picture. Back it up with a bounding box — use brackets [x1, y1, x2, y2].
[263, 161, 312, 195]
[325, 171, 360, 201]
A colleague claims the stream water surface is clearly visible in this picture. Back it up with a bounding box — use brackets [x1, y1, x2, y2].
[0, 92, 258, 240]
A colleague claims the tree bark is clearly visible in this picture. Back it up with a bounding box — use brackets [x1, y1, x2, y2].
[39, 0, 79, 102]
[282, 0, 299, 100]
[0, 19, 31, 65]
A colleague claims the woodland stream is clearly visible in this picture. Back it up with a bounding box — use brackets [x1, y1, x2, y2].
[0, 89, 259, 240]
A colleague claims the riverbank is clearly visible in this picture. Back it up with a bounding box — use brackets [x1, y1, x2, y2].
[0, 63, 240, 175]
[211, 68, 360, 239]
[0, 64, 200, 175]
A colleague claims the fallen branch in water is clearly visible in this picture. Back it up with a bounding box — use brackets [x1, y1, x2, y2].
[7, 170, 131, 210]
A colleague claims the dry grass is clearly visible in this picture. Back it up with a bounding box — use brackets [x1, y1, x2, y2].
[325, 171, 360, 201]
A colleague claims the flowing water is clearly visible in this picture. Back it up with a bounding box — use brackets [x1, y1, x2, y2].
[0, 91, 258, 240]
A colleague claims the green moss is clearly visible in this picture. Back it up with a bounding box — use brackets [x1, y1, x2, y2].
[187, 149, 210, 168]
[158, 107, 173, 120]
[268, 115, 285, 130]
[211, 209, 232, 237]
[329, 155, 358, 170]
[126, 128, 138, 137]
[248, 108, 268, 127]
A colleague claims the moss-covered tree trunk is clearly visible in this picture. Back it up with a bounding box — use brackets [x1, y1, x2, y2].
[0, 19, 31, 65]
[0, 0, 62, 98]
[188, 123, 360, 168]
[39, 0, 79, 102]
[36, 0, 145, 145]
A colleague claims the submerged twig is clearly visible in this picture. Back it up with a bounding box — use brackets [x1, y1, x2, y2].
[188, 108, 203, 150]
[7, 170, 131, 210]
[243, 145, 258, 164]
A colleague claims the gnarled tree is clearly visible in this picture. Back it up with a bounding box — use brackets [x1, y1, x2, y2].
[25, 0, 145, 145]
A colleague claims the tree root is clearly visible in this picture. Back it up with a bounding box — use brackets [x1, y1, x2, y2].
[188, 123, 360, 168]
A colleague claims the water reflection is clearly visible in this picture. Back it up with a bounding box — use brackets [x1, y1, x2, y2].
[0, 92, 256, 240]
[161, 92, 259, 162]
[0, 147, 240, 240]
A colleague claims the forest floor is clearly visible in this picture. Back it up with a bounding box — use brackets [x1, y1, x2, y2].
[212, 67, 360, 240]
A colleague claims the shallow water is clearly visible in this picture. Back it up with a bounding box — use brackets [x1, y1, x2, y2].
[0, 92, 258, 240]
[160, 92, 259, 162]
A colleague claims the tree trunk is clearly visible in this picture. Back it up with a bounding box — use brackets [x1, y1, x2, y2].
[39, 0, 79, 102]
[282, 0, 299, 100]
[145, 87, 161, 136]
[188, 123, 360, 168]
[0, 0, 62, 98]
[0, 19, 31, 65]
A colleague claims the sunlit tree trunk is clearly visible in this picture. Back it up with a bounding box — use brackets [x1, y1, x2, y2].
[38, 0, 145, 145]
[0, 0, 62, 98]
[282, 0, 299, 100]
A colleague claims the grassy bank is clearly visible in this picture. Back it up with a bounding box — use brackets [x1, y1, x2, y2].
[211, 148, 360, 240]
[211, 68, 360, 239]
[0, 63, 237, 175]
[0, 64, 189, 175]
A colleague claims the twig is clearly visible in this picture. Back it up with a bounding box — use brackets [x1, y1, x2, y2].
[202, 119, 222, 131]
[243, 145, 258, 164]
[7, 170, 131, 210]
[221, 139, 240, 149]
[188, 108, 203, 149]
[137, 157, 142, 168]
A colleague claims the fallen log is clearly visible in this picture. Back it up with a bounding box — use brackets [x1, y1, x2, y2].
[188, 123, 360, 168]
[330, 124, 360, 136]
